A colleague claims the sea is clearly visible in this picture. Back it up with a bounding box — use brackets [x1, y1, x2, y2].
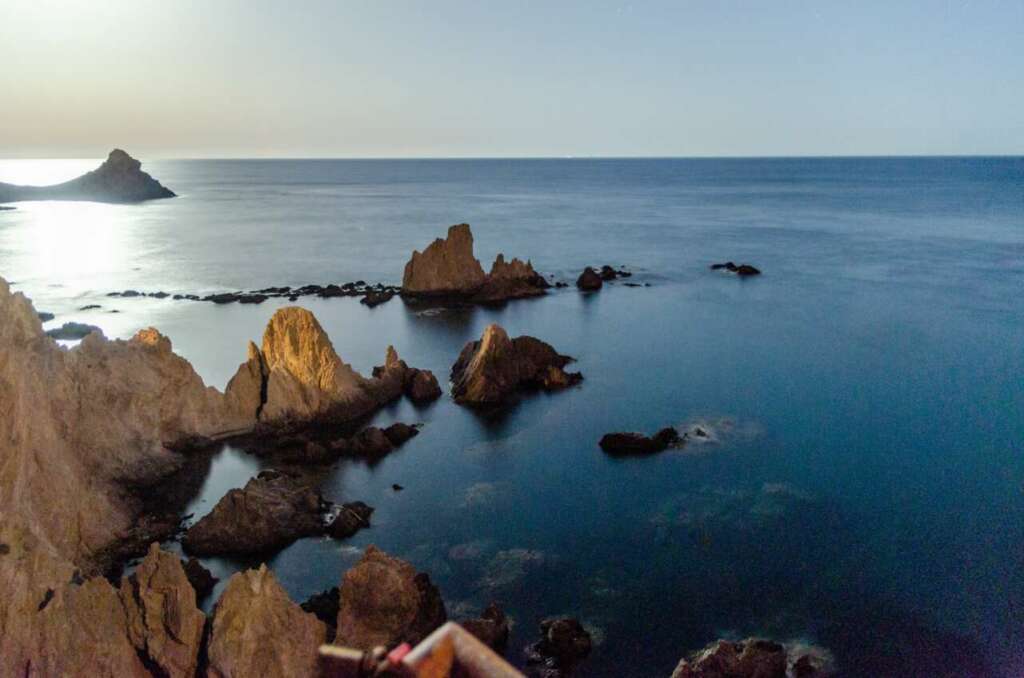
[1, 157, 1022, 677]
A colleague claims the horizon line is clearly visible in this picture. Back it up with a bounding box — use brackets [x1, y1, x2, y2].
[3, 153, 1023, 162]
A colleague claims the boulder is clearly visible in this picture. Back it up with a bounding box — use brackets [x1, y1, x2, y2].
[598, 427, 682, 456]
[335, 545, 447, 650]
[576, 267, 603, 291]
[670, 638, 788, 678]
[119, 543, 206, 678]
[525, 617, 592, 675]
[0, 149, 175, 203]
[207, 565, 326, 678]
[326, 501, 374, 540]
[406, 368, 443, 402]
[451, 324, 582, 405]
[461, 602, 511, 651]
[710, 262, 761, 276]
[182, 470, 325, 556]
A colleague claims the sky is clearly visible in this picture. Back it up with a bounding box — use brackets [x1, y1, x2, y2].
[1, 1, 1022, 158]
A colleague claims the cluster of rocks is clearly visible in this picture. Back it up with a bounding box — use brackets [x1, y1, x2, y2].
[451, 323, 583, 405]
[0, 149, 175, 204]
[710, 261, 761, 276]
[107, 281, 404, 307]
[524, 617, 593, 677]
[671, 637, 833, 677]
[576, 264, 633, 291]
[402, 223, 551, 303]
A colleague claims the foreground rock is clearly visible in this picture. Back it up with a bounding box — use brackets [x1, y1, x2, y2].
[711, 261, 761, 276]
[599, 427, 681, 456]
[207, 564, 326, 678]
[119, 544, 206, 677]
[0, 149, 175, 203]
[402, 223, 549, 303]
[335, 545, 447, 650]
[182, 470, 326, 556]
[670, 637, 833, 678]
[451, 323, 582, 405]
[525, 617, 593, 676]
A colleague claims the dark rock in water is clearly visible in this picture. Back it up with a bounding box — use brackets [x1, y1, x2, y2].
[183, 557, 218, 602]
[383, 422, 419, 446]
[711, 261, 761, 276]
[361, 289, 395, 307]
[599, 427, 681, 457]
[326, 501, 374, 540]
[78, 304, 101, 311]
[37, 311, 55, 322]
[671, 639, 785, 678]
[181, 469, 325, 556]
[237, 293, 267, 304]
[331, 427, 394, 459]
[202, 292, 268, 305]
[0, 149, 175, 203]
[301, 586, 340, 629]
[451, 324, 583, 405]
[0, 205, 14, 211]
[147, 291, 169, 299]
[576, 267, 603, 291]
[45, 322, 103, 340]
[335, 545, 448, 650]
[392, 484, 404, 492]
[406, 368, 442, 403]
[461, 602, 510, 651]
[525, 617, 592, 676]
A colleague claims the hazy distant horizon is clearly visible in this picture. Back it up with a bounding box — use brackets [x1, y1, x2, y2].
[2, 1, 1022, 158]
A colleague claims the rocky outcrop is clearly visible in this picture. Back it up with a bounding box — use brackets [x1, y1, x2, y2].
[326, 501, 374, 539]
[599, 427, 682, 457]
[461, 603, 510, 651]
[401, 224, 548, 302]
[44, 321, 104, 340]
[576, 267, 603, 291]
[524, 617, 592, 676]
[182, 470, 326, 556]
[670, 638, 833, 678]
[373, 345, 442, 403]
[451, 324, 582, 405]
[207, 564, 326, 678]
[0, 149, 175, 203]
[710, 262, 761, 276]
[119, 544, 206, 677]
[335, 545, 447, 650]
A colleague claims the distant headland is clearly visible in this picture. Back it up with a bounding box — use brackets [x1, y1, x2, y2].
[0, 149, 175, 204]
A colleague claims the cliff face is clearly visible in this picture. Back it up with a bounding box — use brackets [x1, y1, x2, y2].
[401, 224, 548, 302]
[0, 149, 175, 204]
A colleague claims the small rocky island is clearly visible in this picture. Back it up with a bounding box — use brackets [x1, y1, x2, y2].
[402, 223, 550, 303]
[0, 149, 175, 203]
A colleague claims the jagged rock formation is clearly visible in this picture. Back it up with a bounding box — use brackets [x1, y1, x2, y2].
[119, 544, 206, 677]
[670, 638, 833, 678]
[373, 345, 442, 403]
[401, 223, 549, 302]
[207, 564, 326, 678]
[335, 545, 447, 650]
[232, 307, 418, 429]
[450, 324, 582, 405]
[182, 470, 326, 556]
[0, 149, 175, 204]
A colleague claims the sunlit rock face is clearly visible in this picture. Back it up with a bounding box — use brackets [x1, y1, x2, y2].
[207, 564, 326, 678]
[401, 223, 548, 302]
[0, 149, 175, 203]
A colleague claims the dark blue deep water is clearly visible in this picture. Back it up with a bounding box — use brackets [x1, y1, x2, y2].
[2, 157, 1022, 676]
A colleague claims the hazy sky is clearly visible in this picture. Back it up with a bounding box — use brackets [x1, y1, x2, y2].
[2, 1, 1022, 158]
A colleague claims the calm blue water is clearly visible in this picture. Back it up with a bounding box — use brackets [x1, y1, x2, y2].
[1, 157, 1022, 676]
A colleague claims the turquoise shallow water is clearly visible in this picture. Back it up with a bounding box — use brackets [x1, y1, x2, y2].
[1, 157, 1022, 676]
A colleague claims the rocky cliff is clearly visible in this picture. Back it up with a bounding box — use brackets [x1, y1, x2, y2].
[401, 224, 549, 302]
[0, 149, 175, 204]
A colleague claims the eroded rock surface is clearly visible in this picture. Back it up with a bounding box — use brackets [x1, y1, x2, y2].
[207, 564, 326, 678]
[670, 637, 833, 678]
[335, 545, 447, 650]
[451, 324, 582, 405]
[401, 223, 548, 302]
[0, 149, 175, 203]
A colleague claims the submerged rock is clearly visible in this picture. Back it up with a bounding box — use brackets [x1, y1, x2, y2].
[207, 564, 326, 678]
[0, 149, 175, 203]
[598, 427, 681, 456]
[670, 637, 833, 678]
[335, 545, 447, 650]
[451, 323, 582, 405]
[401, 223, 548, 302]
[710, 261, 761, 276]
[576, 266, 603, 291]
[525, 617, 593, 676]
[44, 321, 104, 340]
[182, 470, 325, 556]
